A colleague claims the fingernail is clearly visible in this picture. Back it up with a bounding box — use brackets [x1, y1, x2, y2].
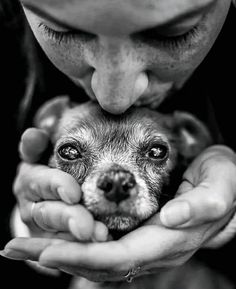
[68, 219, 81, 239]
[160, 201, 191, 227]
[57, 187, 73, 204]
[93, 222, 109, 242]
[0, 250, 6, 257]
[0, 249, 29, 260]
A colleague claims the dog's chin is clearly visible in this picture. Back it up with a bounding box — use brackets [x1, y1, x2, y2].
[95, 213, 141, 234]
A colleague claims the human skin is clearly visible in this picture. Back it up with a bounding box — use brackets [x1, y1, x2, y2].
[2, 0, 236, 282]
[21, 0, 230, 114]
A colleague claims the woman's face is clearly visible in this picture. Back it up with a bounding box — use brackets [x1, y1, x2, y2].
[21, 0, 231, 114]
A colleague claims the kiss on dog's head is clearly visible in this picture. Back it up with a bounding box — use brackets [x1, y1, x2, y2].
[35, 96, 212, 235]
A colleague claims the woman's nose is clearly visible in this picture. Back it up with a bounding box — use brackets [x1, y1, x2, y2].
[88, 39, 149, 114]
[91, 70, 148, 114]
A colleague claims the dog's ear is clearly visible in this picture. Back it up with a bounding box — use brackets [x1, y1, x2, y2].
[171, 111, 213, 160]
[34, 95, 71, 135]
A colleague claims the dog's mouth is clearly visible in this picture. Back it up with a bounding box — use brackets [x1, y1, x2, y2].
[80, 195, 144, 232]
[93, 211, 144, 240]
[81, 171, 159, 237]
[94, 211, 141, 232]
[81, 193, 156, 233]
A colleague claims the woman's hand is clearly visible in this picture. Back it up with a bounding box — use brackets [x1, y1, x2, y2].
[160, 145, 236, 247]
[12, 128, 108, 242]
[2, 128, 236, 282]
[2, 209, 232, 282]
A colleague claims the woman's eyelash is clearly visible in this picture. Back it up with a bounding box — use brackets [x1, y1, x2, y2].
[159, 26, 200, 49]
[38, 23, 94, 43]
[133, 25, 200, 49]
[39, 22, 200, 49]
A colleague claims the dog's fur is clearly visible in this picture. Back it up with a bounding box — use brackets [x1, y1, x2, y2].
[34, 96, 233, 289]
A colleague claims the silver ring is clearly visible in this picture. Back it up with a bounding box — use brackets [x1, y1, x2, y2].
[124, 266, 141, 283]
[30, 201, 58, 232]
[30, 202, 37, 226]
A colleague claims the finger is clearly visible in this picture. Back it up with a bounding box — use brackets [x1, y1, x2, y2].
[39, 217, 229, 271]
[38, 225, 193, 271]
[3, 219, 231, 273]
[33, 202, 95, 241]
[2, 220, 219, 271]
[1, 238, 125, 282]
[160, 177, 236, 228]
[19, 128, 50, 163]
[159, 148, 236, 228]
[14, 163, 81, 204]
[1, 237, 64, 261]
[92, 221, 109, 242]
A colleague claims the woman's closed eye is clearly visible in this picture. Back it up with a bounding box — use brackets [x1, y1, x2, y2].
[132, 24, 201, 50]
[132, 13, 206, 50]
[38, 11, 205, 50]
[38, 22, 96, 43]
[39, 21, 201, 50]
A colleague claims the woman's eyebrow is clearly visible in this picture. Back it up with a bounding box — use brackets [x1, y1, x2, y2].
[157, 0, 215, 28]
[21, 2, 77, 31]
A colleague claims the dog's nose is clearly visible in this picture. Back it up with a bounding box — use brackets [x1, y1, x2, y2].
[97, 168, 136, 203]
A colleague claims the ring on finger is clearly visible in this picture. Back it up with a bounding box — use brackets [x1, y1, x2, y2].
[30, 201, 58, 233]
[30, 201, 38, 227]
[124, 266, 141, 283]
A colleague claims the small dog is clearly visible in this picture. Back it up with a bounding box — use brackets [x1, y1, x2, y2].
[34, 96, 231, 289]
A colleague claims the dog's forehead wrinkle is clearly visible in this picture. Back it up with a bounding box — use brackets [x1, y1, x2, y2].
[96, 150, 133, 167]
[135, 125, 167, 141]
[59, 106, 104, 133]
[132, 125, 171, 155]
[59, 104, 174, 151]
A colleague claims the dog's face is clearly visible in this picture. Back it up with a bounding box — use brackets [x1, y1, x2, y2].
[35, 96, 212, 233]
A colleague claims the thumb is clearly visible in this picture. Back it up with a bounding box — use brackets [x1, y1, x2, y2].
[160, 179, 234, 228]
[160, 147, 236, 228]
[19, 128, 50, 163]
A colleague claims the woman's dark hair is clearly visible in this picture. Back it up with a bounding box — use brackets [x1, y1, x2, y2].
[1, 0, 88, 131]
[0, 0, 37, 129]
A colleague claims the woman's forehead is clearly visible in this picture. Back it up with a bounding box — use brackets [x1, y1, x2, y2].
[21, 0, 216, 34]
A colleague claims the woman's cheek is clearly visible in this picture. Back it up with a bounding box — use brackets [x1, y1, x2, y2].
[145, 1, 230, 83]
[145, 32, 219, 83]
[39, 39, 91, 78]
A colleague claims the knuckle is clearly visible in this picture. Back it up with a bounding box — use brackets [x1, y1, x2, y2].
[33, 202, 57, 231]
[49, 170, 66, 187]
[207, 197, 228, 219]
[35, 204, 47, 223]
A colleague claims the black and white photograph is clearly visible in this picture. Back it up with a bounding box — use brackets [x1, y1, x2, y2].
[0, 1, 236, 288]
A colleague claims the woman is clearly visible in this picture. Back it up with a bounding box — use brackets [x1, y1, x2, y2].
[1, 0, 236, 286]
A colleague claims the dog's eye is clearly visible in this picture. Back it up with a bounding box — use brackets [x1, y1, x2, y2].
[58, 144, 81, 160]
[146, 145, 168, 160]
